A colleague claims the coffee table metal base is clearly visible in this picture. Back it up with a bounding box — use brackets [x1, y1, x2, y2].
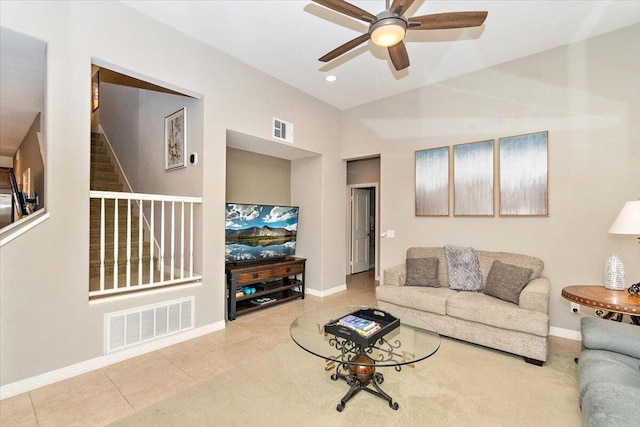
[330, 353, 399, 412]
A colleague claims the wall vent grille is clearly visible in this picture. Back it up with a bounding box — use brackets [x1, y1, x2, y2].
[104, 296, 194, 354]
[273, 117, 294, 143]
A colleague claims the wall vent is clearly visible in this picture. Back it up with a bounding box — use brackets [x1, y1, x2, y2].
[273, 117, 294, 143]
[104, 296, 194, 354]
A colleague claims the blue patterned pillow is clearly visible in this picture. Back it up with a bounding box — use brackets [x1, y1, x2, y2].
[445, 245, 483, 291]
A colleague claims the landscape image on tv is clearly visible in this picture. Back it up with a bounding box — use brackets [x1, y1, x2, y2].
[225, 203, 299, 264]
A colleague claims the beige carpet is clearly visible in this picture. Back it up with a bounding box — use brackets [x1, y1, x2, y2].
[109, 338, 581, 426]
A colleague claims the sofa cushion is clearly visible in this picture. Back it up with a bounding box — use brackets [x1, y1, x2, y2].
[445, 245, 483, 291]
[405, 257, 441, 287]
[483, 260, 533, 304]
[581, 317, 640, 359]
[476, 250, 544, 282]
[581, 383, 640, 427]
[446, 291, 549, 336]
[376, 285, 456, 316]
[578, 349, 640, 408]
[407, 247, 448, 286]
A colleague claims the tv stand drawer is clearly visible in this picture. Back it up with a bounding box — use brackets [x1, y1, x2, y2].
[236, 269, 274, 283]
[274, 264, 303, 277]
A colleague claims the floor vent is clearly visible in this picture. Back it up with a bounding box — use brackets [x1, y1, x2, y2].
[104, 296, 194, 354]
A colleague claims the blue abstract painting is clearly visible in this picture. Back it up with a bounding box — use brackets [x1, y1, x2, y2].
[454, 140, 494, 216]
[499, 131, 548, 216]
[416, 147, 449, 216]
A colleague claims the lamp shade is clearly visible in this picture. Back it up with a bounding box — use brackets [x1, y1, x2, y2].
[608, 200, 640, 235]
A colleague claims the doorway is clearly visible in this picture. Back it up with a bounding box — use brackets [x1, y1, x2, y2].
[347, 183, 378, 279]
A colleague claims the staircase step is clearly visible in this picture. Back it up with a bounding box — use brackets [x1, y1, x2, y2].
[89, 239, 148, 252]
[90, 171, 120, 183]
[91, 182, 124, 191]
[89, 267, 173, 292]
[91, 145, 108, 155]
[89, 257, 158, 280]
[89, 247, 153, 266]
[89, 233, 145, 250]
[89, 236, 150, 250]
[91, 154, 112, 164]
[90, 162, 115, 173]
[89, 207, 139, 219]
[90, 224, 141, 237]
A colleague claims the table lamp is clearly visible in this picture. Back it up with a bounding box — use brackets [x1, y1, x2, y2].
[606, 199, 640, 290]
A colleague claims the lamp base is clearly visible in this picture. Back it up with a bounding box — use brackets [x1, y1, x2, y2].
[603, 253, 626, 290]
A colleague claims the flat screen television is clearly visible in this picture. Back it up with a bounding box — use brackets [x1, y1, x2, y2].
[225, 203, 299, 265]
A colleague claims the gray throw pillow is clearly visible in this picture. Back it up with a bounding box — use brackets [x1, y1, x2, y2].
[445, 245, 483, 291]
[405, 257, 441, 287]
[483, 260, 533, 304]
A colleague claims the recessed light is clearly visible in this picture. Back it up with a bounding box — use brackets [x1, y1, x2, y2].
[325, 75, 337, 82]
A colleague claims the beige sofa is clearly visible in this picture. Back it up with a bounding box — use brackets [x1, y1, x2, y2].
[377, 247, 550, 365]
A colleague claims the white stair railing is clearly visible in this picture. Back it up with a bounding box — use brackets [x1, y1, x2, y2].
[90, 190, 202, 298]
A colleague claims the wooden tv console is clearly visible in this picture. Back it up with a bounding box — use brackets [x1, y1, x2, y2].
[226, 257, 306, 320]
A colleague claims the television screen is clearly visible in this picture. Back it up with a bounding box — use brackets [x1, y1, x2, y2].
[225, 203, 299, 264]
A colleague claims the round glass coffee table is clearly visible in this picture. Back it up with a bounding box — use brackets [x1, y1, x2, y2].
[290, 306, 440, 412]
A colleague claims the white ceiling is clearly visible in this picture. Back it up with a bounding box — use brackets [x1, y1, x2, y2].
[2, 1, 639, 158]
[120, 0, 640, 110]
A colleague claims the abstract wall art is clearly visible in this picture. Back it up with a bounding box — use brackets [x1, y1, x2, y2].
[415, 146, 449, 216]
[453, 140, 494, 216]
[499, 131, 548, 216]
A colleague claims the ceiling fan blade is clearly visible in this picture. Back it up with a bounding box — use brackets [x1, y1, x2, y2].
[409, 11, 488, 30]
[388, 42, 410, 71]
[390, 0, 415, 16]
[319, 33, 371, 62]
[313, 0, 376, 23]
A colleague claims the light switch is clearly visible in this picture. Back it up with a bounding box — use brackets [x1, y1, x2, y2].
[387, 230, 395, 238]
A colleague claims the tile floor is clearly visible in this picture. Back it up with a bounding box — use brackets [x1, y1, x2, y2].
[0, 271, 581, 426]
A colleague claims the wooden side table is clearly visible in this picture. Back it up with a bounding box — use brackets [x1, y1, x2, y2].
[561, 285, 640, 325]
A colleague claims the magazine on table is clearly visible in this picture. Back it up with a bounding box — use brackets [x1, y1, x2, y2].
[338, 314, 381, 336]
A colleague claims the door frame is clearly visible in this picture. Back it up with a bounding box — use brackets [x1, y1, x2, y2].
[346, 182, 379, 280]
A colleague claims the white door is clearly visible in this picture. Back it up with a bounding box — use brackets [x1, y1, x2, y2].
[351, 188, 370, 274]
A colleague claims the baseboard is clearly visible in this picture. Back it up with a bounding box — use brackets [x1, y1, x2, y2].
[305, 283, 347, 298]
[0, 320, 225, 400]
[549, 326, 581, 341]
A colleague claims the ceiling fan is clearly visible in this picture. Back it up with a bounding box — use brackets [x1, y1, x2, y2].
[313, 0, 488, 71]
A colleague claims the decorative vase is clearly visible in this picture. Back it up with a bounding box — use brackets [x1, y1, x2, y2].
[603, 253, 626, 290]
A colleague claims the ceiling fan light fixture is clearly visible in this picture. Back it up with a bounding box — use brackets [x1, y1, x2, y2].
[370, 16, 407, 47]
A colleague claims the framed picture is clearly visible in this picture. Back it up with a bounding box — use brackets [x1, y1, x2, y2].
[499, 131, 548, 216]
[415, 146, 449, 216]
[165, 108, 187, 171]
[454, 140, 494, 216]
[91, 71, 99, 112]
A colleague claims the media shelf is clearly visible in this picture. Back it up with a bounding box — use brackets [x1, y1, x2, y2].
[226, 257, 306, 320]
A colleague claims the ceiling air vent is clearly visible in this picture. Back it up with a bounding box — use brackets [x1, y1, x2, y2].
[273, 117, 294, 143]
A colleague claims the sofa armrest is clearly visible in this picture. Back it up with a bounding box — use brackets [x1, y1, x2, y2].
[581, 316, 640, 359]
[383, 264, 406, 287]
[518, 276, 549, 314]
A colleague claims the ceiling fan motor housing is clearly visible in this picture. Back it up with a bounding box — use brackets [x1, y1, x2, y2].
[370, 10, 408, 47]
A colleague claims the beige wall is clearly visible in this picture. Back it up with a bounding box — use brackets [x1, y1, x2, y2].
[0, 1, 343, 387]
[346, 157, 380, 185]
[226, 148, 291, 205]
[342, 25, 640, 332]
